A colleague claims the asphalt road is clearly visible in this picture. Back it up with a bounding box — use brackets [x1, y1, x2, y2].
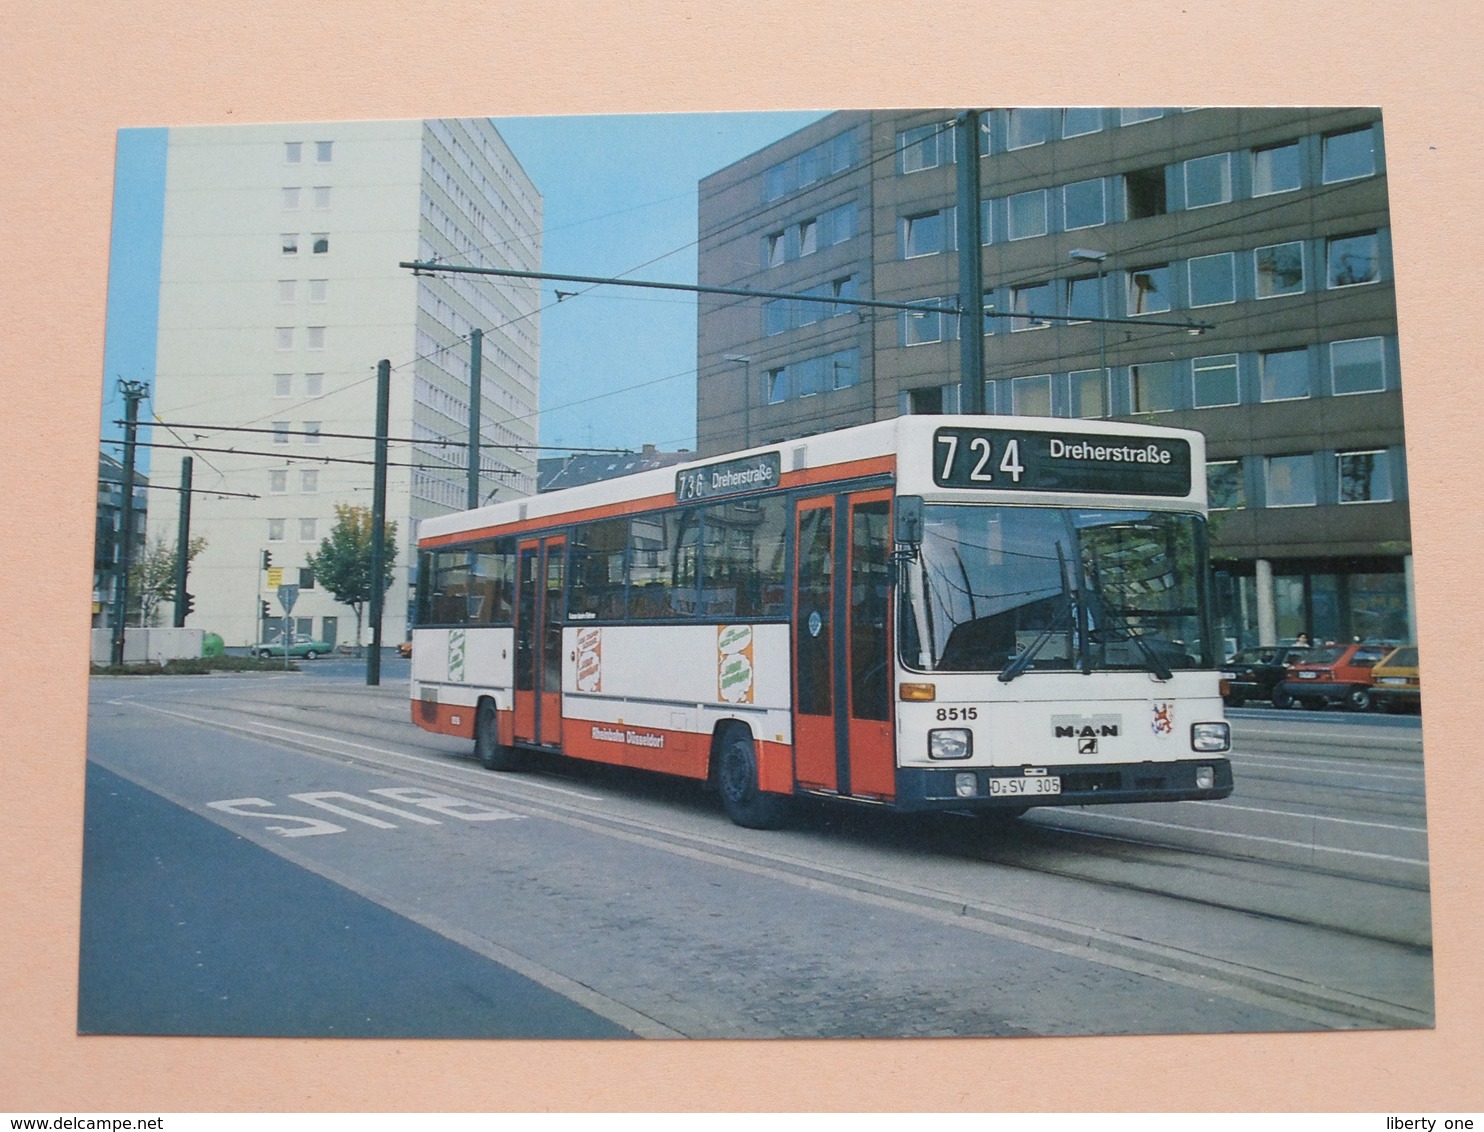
[81, 670, 1432, 1040]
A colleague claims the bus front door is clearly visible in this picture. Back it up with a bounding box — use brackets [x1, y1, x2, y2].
[514, 536, 565, 748]
[792, 490, 895, 799]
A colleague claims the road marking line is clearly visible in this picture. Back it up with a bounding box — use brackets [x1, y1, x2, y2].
[1188, 800, 1428, 834]
[120, 699, 606, 802]
[1038, 810, 1430, 867]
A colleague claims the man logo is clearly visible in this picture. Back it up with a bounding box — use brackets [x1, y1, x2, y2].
[1052, 714, 1121, 741]
[1078, 736, 1098, 755]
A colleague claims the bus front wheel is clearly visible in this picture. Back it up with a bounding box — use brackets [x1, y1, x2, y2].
[475, 699, 522, 771]
[716, 726, 791, 830]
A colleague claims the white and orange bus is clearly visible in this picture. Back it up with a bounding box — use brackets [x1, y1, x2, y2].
[410, 415, 1233, 828]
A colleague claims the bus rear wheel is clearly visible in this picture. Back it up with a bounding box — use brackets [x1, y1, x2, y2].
[475, 699, 522, 771]
[716, 726, 790, 830]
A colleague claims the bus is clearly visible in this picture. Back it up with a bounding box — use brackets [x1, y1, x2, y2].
[409, 415, 1233, 828]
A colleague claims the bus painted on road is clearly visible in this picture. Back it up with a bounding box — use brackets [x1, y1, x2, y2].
[409, 415, 1233, 828]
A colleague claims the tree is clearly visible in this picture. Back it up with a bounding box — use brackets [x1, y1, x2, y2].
[306, 503, 398, 654]
[128, 534, 207, 626]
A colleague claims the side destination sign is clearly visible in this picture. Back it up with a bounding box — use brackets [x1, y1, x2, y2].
[676, 451, 782, 502]
[932, 427, 1191, 496]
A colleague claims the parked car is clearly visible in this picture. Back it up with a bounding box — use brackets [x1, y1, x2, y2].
[252, 638, 333, 659]
[1274, 642, 1395, 711]
[1369, 645, 1420, 714]
[1221, 644, 1311, 707]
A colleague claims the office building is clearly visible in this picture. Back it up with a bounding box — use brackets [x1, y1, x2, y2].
[148, 119, 541, 647]
[696, 108, 1408, 648]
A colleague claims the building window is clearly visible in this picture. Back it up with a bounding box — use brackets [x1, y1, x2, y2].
[315, 141, 333, 163]
[1260, 348, 1310, 402]
[1183, 153, 1232, 208]
[299, 518, 318, 542]
[275, 327, 294, 350]
[899, 124, 949, 173]
[1068, 369, 1107, 418]
[274, 373, 293, 398]
[902, 209, 952, 258]
[830, 350, 861, 390]
[1062, 107, 1103, 138]
[1063, 178, 1105, 230]
[312, 186, 331, 209]
[1120, 108, 1164, 125]
[1011, 282, 1054, 331]
[268, 518, 286, 542]
[1011, 375, 1053, 416]
[277, 279, 297, 303]
[311, 233, 330, 255]
[285, 142, 302, 164]
[1264, 454, 1317, 507]
[309, 278, 328, 303]
[1327, 231, 1380, 287]
[763, 299, 790, 336]
[301, 469, 319, 494]
[1322, 127, 1376, 184]
[1007, 190, 1048, 241]
[1007, 108, 1051, 150]
[1330, 336, 1386, 395]
[903, 300, 956, 346]
[303, 422, 322, 444]
[763, 230, 786, 269]
[1192, 354, 1240, 408]
[1253, 140, 1302, 196]
[1125, 167, 1167, 218]
[1256, 241, 1306, 297]
[282, 187, 301, 210]
[1127, 264, 1172, 315]
[304, 372, 324, 396]
[306, 326, 326, 350]
[269, 470, 288, 495]
[1066, 275, 1101, 322]
[281, 233, 299, 256]
[1188, 252, 1236, 307]
[299, 567, 316, 589]
[272, 422, 291, 444]
[1207, 460, 1245, 510]
[1130, 360, 1179, 412]
[797, 218, 818, 257]
[763, 130, 858, 201]
[767, 367, 788, 404]
[1338, 450, 1392, 503]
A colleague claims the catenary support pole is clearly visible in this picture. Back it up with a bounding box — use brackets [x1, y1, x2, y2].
[172, 457, 193, 627]
[955, 110, 985, 414]
[110, 381, 147, 665]
[467, 328, 483, 511]
[367, 358, 390, 686]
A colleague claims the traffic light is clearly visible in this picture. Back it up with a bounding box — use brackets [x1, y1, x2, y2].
[261, 600, 271, 621]
[262, 550, 273, 569]
[183, 592, 195, 616]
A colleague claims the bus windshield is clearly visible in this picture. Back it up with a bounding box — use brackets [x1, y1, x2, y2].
[900, 504, 1213, 678]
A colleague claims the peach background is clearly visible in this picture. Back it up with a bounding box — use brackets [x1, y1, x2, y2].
[2, 0, 1479, 1113]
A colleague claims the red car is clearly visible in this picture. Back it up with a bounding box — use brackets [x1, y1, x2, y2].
[1274, 642, 1395, 711]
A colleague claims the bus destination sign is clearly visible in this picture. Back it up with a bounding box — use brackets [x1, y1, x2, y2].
[932, 427, 1192, 496]
[676, 451, 782, 503]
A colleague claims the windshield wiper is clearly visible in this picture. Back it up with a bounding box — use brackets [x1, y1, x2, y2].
[1085, 589, 1173, 681]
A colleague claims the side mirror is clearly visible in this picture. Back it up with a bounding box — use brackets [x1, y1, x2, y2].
[894, 495, 924, 547]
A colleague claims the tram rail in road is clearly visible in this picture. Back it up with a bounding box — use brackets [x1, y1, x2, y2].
[87, 672, 1434, 1035]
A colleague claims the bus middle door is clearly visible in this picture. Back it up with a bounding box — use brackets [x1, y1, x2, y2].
[514, 536, 566, 748]
[792, 490, 895, 800]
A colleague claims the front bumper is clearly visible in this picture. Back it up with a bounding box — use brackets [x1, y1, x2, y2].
[894, 757, 1234, 812]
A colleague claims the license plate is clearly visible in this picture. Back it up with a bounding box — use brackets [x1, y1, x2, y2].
[1297, 671, 1318, 679]
[1378, 676, 1408, 685]
[990, 776, 1062, 797]
[1221, 671, 1237, 679]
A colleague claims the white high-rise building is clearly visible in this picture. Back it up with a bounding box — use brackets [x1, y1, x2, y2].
[148, 119, 541, 648]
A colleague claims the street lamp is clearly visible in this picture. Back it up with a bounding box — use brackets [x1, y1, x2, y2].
[1069, 248, 1109, 395]
[724, 354, 752, 449]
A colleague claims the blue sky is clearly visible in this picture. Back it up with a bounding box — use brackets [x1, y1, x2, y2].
[100, 111, 826, 465]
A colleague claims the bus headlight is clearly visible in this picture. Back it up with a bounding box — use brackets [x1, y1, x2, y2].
[1190, 722, 1231, 753]
[929, 728, 972, 760]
